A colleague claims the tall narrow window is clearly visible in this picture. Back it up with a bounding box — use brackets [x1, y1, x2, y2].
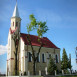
[49, 54, 51, 58]
[42, 54, 45, 63]
[16, 22, 18, 27]
[13, 22, 14, 26]
[28, 52, 32, 62]
[55, 54, 58, 63]
[37, 53, 40, 62]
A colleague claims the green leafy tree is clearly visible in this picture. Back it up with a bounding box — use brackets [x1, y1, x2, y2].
[26, 14, 48, 75]
[61, 48, 69, 70]
[47, 56, 57, 75]
[68, 54, 72, 70]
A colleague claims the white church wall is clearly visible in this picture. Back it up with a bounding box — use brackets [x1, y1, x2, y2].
[20, 38, 25, 74]
[7, 32, 16, 75]
[11, 36, 15, 58]
[7, 33, 11, 75]
[24, 45, 60, 74]
[24, 50, 28, 74]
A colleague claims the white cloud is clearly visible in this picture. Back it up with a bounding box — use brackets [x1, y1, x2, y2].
[0, 44, 8, 55]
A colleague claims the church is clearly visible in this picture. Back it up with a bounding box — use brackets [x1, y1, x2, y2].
[6, 3, 61, 76]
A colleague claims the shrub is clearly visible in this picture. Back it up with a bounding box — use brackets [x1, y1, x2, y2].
[24, 72, 26, 75]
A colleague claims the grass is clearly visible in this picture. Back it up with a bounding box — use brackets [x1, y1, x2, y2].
[58, 76, 77, 77]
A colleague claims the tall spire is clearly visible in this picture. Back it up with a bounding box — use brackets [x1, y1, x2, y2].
[12, 2, 19, 17]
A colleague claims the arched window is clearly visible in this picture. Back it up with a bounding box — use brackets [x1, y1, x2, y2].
[55, 54, 58, 63]
[28, 52, 32, 62]
[13, 22, 14, 26]
[42, 53, 46, 62]
[16, 22, 18, 27]
[49, 54, 51, 58]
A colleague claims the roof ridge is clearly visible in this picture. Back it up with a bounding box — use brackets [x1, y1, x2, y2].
[20, 33, 42, 38]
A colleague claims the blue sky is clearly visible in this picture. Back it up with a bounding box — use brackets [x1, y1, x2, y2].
[0, 0, 77, 74]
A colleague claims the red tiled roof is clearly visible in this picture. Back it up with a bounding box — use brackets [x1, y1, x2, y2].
[20, 33, 59, 49]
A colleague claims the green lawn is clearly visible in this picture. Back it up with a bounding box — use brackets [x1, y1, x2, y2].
[58, 76, 77, 77]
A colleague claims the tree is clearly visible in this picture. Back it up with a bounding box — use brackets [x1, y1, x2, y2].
[12, 30, 20, 75]
[61, 48, 69, 70]
[47, 56, 57, 75]
[68, 54, 72, 70]
[26, 14, 48, 75]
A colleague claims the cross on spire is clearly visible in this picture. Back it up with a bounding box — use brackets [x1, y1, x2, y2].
[16, 0, 17, 5]
[12, 0, 19, 17]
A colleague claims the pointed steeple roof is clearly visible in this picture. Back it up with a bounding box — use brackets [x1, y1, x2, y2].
[12, 2, 19, 17]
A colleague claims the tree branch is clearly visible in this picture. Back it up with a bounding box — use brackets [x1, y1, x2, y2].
[35, 42, 43, 61]
[26, 35, 35, 59]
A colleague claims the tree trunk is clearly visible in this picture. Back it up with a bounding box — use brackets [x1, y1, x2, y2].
[33, 58, 36, 75]
[27, 35, 43, 75]
[15, 48, 17, 75]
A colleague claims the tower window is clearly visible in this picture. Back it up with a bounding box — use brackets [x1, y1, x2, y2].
[13, 22, 14, 26]
[16, 22, 18, 27]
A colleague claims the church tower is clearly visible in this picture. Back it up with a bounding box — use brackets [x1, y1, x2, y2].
[11, 2, 21, 32]
[7, 2, 21, 76]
